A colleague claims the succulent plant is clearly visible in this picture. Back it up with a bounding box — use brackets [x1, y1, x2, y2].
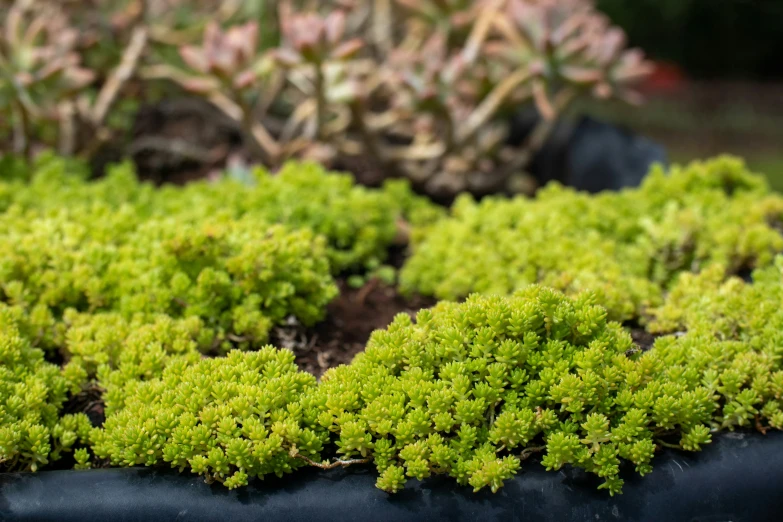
[179, 22, 266, 92]
[491, 0, 654, 117]
[275, 6, 363, 67]
[0, 0, 652, 200]
[0, 1, 94, 155]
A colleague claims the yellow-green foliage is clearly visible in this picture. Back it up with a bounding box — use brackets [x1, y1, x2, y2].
[647, 258, 783, 431]
[298, 288, 716, 495]
[4, 153, 783, 496]
[400, 156, 783, 321]
[0, 154, 442, 471]
[0, 210, 338, 352]
[65, 313, 206, 415]
[91, 348, 325, 489]
[1, 153, 442, 272]
[0, 304, 90, 472]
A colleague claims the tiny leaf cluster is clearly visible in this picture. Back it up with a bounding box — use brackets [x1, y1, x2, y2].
[0, 155, 439, 470]
[297, 287, 717, 495]
[91, 348, 324, 489]
[3, 153, 783, 498]
[646, 259, 783, 432]
[1, 154, 440, 273]
[0, 207, 338, 352]
[0, 304, 90, 471]
[400, 156, 783, 321]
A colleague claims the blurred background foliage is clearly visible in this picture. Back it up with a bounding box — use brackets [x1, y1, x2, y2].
[592, 0, 783, 190]
[1, 0, 782, 192]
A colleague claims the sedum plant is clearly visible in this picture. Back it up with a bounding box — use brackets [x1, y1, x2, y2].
[0, 208, 338, 353]
[0, 0, 149, 158]
[50, 281, 783, 492]
[91, 348, 327, 488]
[0, 154, 440, 402]
[1, 0, 651, 200]
[299, 287, 717, 495]
[400, 156, 783, 321]
[62, 312, 204, 391]
[645, 260, 783, 432]
[0, 303, 90, 471]
[1, 154, 440, 272]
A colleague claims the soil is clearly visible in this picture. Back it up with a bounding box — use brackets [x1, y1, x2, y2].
[34, 276, 433, 472]
[272, 278, 436, 379]
[63, 384, 106, 427]
[630, 328, 659, 352]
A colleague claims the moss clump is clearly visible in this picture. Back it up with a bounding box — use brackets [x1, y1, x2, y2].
[1, 154, 442, 272]
[0, 212, 337, 354]
[0, 304, 90, 472]
[299, 288, 717, 495]
[647, 259, 783, 431]
[63, 313, 205, 410]
[400, 156, 783, 321]
[4, 153, 783, 496]
[91, 348, 325, 489]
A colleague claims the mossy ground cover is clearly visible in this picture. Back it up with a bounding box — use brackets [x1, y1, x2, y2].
[2, 154, 783, 496]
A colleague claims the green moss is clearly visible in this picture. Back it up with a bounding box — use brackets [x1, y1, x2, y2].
[91, 348, 324, 488]
[299, 288, 719, 495]
[400, 156, 783, 322]
[0, 304, 90, 472]
[1, 155, 441, 273]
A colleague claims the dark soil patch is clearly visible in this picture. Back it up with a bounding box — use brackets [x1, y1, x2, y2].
[63, 384, 106, 428]
[630, 328, 660, 352]
[273, 278, 435, 379]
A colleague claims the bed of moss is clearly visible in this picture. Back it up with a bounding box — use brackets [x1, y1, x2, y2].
[2, 154, 782, 496]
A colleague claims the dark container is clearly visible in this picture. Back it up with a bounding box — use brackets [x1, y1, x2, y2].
[2, 431, 781, 522]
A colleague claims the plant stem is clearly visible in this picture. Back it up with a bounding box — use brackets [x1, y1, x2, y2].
[239, 98, 279, 166]
[500, 87, 579, 193]
[295, 454, 371, 470]
[91, 25, 149, 128]
[462, 0, 503, 63]
[58, 101, 76, 156]
[456, 68, 533, 146]
[314, 62, 327, 141]
[519, 445, 546, 461]
[372, 0, 392, 55]
[349, 99, 390, 173]
[141, 63, 281, 165]
[656, 439, 681, 450]
[12, 99, 31, 159]
[520, 87, 577, 158]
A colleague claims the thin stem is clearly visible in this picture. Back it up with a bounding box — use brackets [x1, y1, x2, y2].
[295, 454, 371, 470]
[456, 68, 533, 146]
[755, 415, 769, 435]
[141, 64, 281, 164]
[58, 100, 76, 155]
[656, 439, 681, 450]
[12, 99, 31, 158]
[521, 87, 577, 156]
[127, 136, 216, 163]
[461, 0, 504, 63]
[91, 25, 149, 128]
[349, 98, 390, 173]
[372, 0, 393, 55]
[314, 62, 327, 141]
[500, 87, 579, 192]
[236, 93, 277, 165]
[520, 445, 546, 461]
